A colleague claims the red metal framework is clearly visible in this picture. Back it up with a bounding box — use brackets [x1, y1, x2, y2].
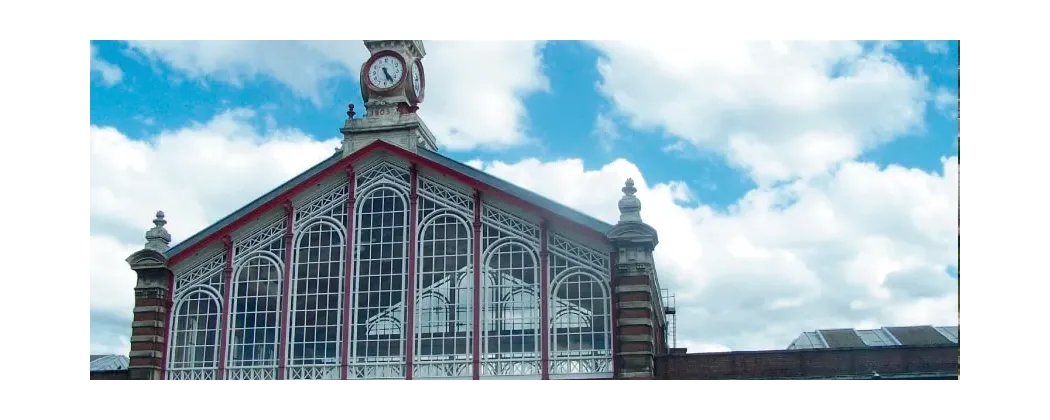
[405, 164, 419, 379]
[341, 167, 356, 380]
[472, 190, 482, 380]
[164, 145, 615, 380]
[217, 236, 234, 380]
[278, 202, 294, 379]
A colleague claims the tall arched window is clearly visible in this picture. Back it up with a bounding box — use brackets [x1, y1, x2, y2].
[549, 269, 611, 376]
[226, 253, 283, 380]
[349, 185, 409, 379]
[414, 211, 473, 378]
[167, 287, 221, 380]
[287, 219, 345, 380]
[481, 239, 541, 377]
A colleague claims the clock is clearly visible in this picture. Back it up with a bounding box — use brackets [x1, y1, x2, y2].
[407, 59, 425, 104]
[364, 51, 406, 91]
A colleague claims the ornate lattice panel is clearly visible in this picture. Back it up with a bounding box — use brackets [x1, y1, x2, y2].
[357, 161, 410, 192]
[479, 231, 542, 378]
[174, 251, 225, 292]
[548, 234, 613, 376]
[233, 218, 286, 261]
[226, 241, 284, 373]
[167, 287, 221, 376]
[414, 192, 474, 379]
[287, 365, 341, 380]
[287, 218, 346, 377]
[166, 369, 216, 380]
[347, 361, 404, 380]
[481, 204, 539, 246]
[418, 176, 474, 215]
[349, 184, 409, 379]
[225, 367, 278, 380]
[549, 233, 609, 274]
[295, 182, 349, 225]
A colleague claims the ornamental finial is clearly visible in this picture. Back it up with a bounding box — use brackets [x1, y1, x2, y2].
[617, 178, 642, 223]
[347, 103, 356, 119]
[145, 210, 171, 252]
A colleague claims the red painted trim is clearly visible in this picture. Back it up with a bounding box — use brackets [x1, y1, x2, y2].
[169, 140, 609, 268]
[405, 164, 419, 379]
[539, 220, 550, 380]
[278, 201, 294, 380]
[472, 190, 482, 380]
[160, 270, 174, 380]
[361, 49, 408, 93]
[609, 251, 619, 378]
[341, 167, 356, 380]
[217, 236, 234, 380]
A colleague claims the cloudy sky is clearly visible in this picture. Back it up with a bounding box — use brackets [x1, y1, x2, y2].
[89, 40, 958, 355]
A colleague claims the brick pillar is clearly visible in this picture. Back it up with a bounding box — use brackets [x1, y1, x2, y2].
[125, 211, 173, 380]
[606, 179, 661, 379]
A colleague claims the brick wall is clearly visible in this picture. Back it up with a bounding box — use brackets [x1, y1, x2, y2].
[656, 344, 959, 379]
[90, 370, 130, 380]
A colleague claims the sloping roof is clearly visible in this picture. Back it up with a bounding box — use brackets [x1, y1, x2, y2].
[90, 354, 129, 371]
[787, 325, 959, 350]
[166, 142, 615, 262]
[418, 148, 613, 234]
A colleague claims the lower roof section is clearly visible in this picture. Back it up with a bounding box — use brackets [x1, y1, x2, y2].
[787, 325, 959, 350]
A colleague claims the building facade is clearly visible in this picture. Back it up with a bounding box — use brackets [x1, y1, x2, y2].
[116, 40, 958, 381]
[123, 40, 670, 380]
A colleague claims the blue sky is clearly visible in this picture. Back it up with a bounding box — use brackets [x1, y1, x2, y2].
[89, 40, 959, 355]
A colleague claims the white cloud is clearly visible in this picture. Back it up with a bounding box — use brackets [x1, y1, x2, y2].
[924, 41, 950, 55]
[470, 155, 958, 351]
[90, 44, 123, 86]
[89, 110, 339, 344]
[590, 41, 930, 185]
[90, 109, 958, 353]
[592, 112, 620, 151]
[123, 41, 548, 151]
[934, 87, 959, 119]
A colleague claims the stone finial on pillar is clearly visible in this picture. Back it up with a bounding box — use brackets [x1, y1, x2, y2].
[145, 211, 171, 253]
[606, 178, 662, 379]
[125, 211, 174, 380]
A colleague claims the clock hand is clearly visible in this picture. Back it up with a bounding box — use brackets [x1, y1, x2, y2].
[382, 67, 393, 83]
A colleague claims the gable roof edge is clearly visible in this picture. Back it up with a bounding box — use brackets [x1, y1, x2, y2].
[166, 141, 614, 266]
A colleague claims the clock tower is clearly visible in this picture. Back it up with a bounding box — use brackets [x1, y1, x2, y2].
[341, 40, 438, 156]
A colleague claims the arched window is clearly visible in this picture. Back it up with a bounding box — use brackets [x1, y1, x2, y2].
[167, 287, 221, 380]
[287, 219, 345, 379]
[226, 253, 283, 380]
[349, 185, 409, 379]
[548, 269, 612, 376]
[481, 239, 541, 377]
[414, 210, 473, 378]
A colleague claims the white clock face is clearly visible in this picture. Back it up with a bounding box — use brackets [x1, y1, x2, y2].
[367, 55, 404, 90]
[411, 61, 423, 98]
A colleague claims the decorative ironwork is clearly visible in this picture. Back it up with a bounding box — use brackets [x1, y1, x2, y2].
[167, 369, 216, 380]
[174, 251, 225, 291]
[167, 287, 221, 377]
[295, 183, 349, 224]
[413, 195, 474, 378]
[549, 233, 609, 273]
[226, 249, 284, 373]
[233, 218, 286, 261]
[480, 237, 542, 378]
[419, 176, 474, 214]
[287, 219, 346, 378]
[357, 161, 410, 192]
[349, 186, 409, 379]
[482, 204, 539, 245]
[225, 367, 278, 380]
